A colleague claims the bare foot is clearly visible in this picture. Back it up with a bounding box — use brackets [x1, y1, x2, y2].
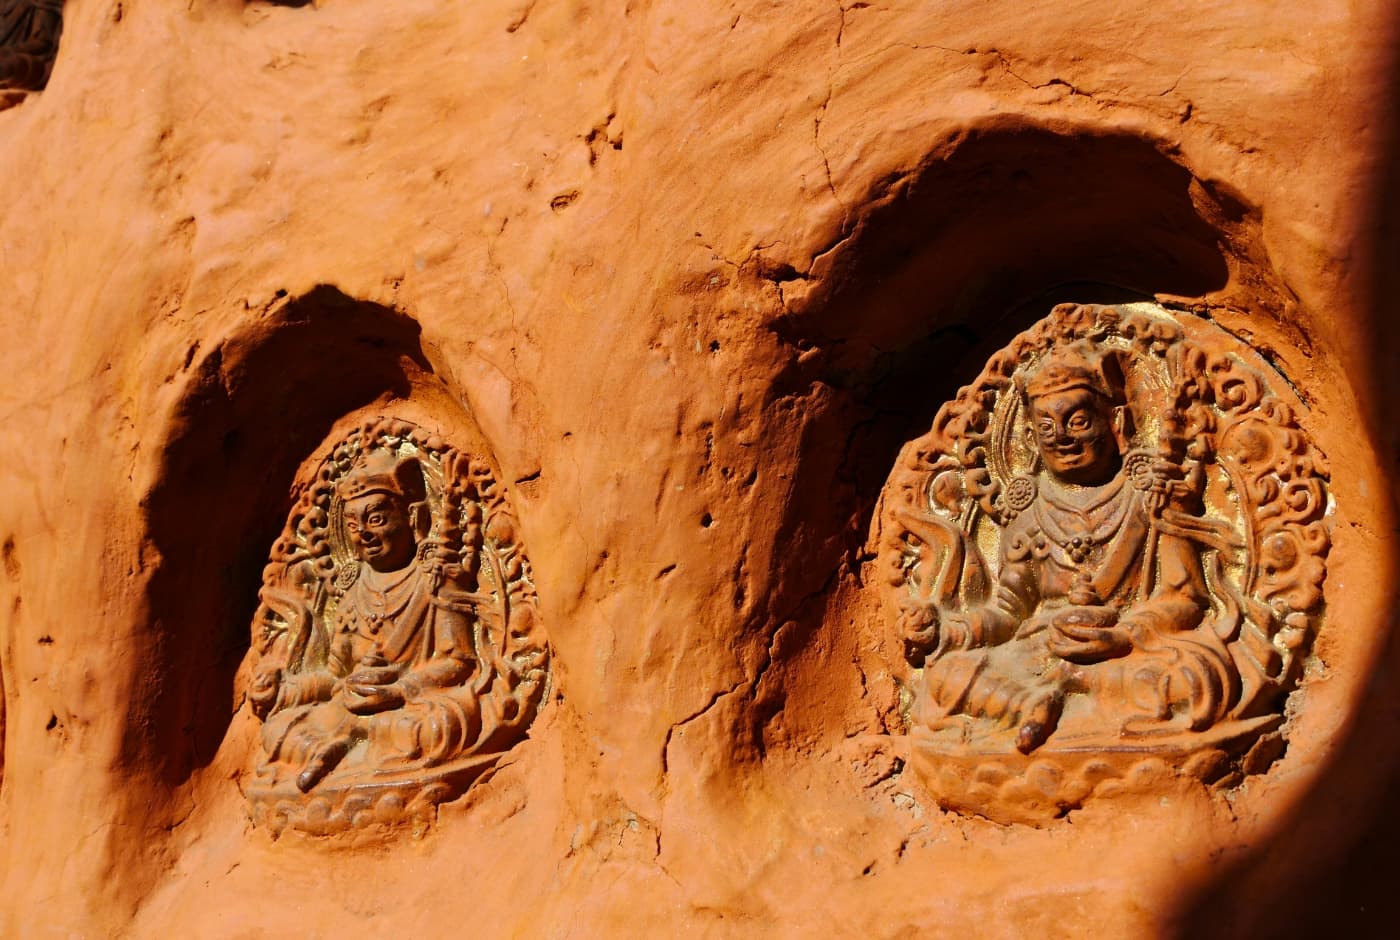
[1015, 688, 1064, 754]
[296, 736, 351, 792]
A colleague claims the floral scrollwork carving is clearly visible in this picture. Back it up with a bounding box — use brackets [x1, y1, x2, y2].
[881, 302, 1331, 825]
[246, 417, 549, 835]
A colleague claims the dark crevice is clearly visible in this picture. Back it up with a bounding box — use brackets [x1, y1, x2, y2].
[0, 0, 63, 100]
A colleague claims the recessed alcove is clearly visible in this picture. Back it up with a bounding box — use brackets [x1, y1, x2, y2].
[136, 287, 437, 786]
[762, 127, 1270, 537]
[789, 127, 1238, 346]
[752, 125, 1296, 757]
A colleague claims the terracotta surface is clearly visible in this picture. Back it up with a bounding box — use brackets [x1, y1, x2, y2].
[0, 0, 1397, 936]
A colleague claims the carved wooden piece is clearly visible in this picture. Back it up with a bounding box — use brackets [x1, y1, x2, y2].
[246, 417, 549, 835]
[882, 302, 1330, 825]
[0, 0, 61, 104]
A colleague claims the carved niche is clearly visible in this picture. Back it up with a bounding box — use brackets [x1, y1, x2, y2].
[0, 1, 62, 106]
[246, 417, 549, 835]
[881, 302, 1330, 825]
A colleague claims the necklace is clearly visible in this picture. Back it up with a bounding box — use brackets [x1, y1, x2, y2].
[1033, 476, 1134, 566]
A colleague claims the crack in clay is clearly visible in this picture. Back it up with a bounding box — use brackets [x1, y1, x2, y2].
[162, 799, 196, 835]
[484, 228, 523, 376]
[892, 41, 1192, 118]
[885, 43, 1113, 102]
[834, 1, 870, 50]
[984, 50, 1096, 100]
[813, 86, 845, 219]
[813, 3, 851, 237]
[693, 236, 742, 271]
[1155, 69, 1191, 98]
[660, 679, 745, 775]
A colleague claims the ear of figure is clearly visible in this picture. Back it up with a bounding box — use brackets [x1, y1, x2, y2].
[409, 502, 431, 539]
[1100, 347, 1129, 402]
[1112, 404, 1132, 453]
[1021, 423, 1042, 473]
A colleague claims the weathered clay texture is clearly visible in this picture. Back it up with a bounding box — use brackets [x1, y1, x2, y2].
[0, 1, 1398, 936]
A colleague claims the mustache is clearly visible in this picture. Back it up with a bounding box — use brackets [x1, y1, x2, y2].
[1042, 431, 1105, 448]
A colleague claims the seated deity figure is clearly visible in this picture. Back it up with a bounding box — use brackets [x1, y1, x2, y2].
[251, 449, 490, 794]
[886, 302, 1330, 823]
[915, 340, 1233, 753]
[245, 419, 549, 834]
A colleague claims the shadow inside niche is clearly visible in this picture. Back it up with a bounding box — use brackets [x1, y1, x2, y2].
[133, 286, 431, 787]
[785, 126, 1236, 363]
[773, 126, 1236, 554]
[779, 128, 1239, 516]
[749, 128, 1237, 741]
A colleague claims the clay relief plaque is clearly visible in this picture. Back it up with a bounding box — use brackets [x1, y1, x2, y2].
[0, 1, 61, 105]
[881, 302, 1330, 825]
[247, 417, 549, 835]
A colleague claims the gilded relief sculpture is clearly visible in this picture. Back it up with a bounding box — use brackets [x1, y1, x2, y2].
[246, 417, 549, 835]
[882, 302, 1330, 824]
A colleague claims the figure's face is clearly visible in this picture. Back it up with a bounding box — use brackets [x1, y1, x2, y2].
[1028, 387, 1122, 485]
[343, 493, 416, 571]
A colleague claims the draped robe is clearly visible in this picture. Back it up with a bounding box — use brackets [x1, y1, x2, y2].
[259, 560, 486, 786]
[920, 471, 1236, 739]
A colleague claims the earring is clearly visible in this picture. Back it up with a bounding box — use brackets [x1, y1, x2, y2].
[1024, 431, 1042, 475]
[1003, 475, 1038, 515]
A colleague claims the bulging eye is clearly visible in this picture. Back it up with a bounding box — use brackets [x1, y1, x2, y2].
[1067, 414, 1091, 431]
[367, 514, 386, 526]
[1037, 421, 1055, 437]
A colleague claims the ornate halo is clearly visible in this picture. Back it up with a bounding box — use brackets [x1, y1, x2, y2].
[878, 301, 1332, 824]
[246, 415, 551, 836]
